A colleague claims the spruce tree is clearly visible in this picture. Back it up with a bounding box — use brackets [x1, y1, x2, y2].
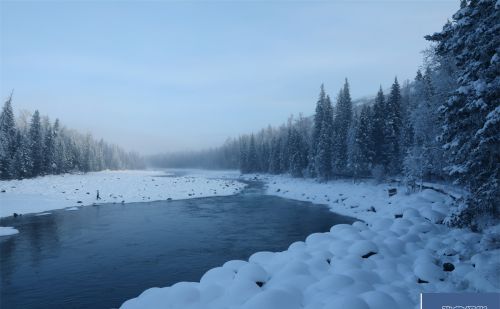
[0, 95, 17, 179]
[279, 127, 290, 173]
[53, 119, 65, 174]
[269, 136, 281, 174]
[333, 78, 353, 175]
[315, 95, 334, 181]
[386, 77, 403, 175]
[346, 114, 361, 179]
[247, 134, 258, 173]
[12, 129, 32, 179]
[426, 0, 499, 228]
[42, 120, 56, 174]
[399, 79, 414, 163]
[356, 105, 374, 175]
[309, 85, 327, 176]
[28, 110, 44, 177]
[289, 127, 307, 177]
[371, 87, 388, 171]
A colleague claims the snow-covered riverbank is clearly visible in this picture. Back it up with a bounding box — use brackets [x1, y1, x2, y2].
[121, 173, 499, 309]
[0, 169, 245, 219]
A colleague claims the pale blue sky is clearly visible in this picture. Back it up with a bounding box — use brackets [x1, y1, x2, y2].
[1, 0, 458, 154]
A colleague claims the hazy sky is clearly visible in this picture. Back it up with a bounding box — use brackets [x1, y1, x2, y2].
[1, 0, 458, 154]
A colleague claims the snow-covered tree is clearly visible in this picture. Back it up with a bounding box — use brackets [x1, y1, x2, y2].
[426, 0, 499, 228]
[315, 95, 334, 181]
[385, 77, 403, 175]
[399, 79, 414, 165]
[288, 126, 307, 177]
[333, 78, 353, 176]
[28, 111, 44, 177]
[0, 101, 144, 180]
[371, 87, 388, 174]
[354, 105, 374, 176]
[42, 119, 56, 175]
[308, 85, 327, 177]
[0, 95, 17, 178]
[247, 134, 258, 173]
[346, 113, 361, 179]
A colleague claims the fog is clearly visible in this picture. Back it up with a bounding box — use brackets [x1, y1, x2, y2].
[1, 0, 457, 154]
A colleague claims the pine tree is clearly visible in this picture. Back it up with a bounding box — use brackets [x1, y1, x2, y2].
[247, 134, 258, 173]
[28, 110, 43, 177]
[12, 129, 32, 179]
[309, 85, 327, 176]
[346, 114, 361, 179]
[0, 95, 17, 179]
[259, 138, 270, 173]
[315, 95, 334, 181]
[386, 77, 403, 175]
[333, 78, 353, 175]
[279, 127, 290, 173]
[399, 79, 414, 164]
[289, 127, 307, 177]
[426, 0, 499, 228]
[407, 68, 445, 182]
[269, 136, 281, 174]
[356, 105, 374, 176]
[371, 87, 388, 172]
[42, 119, 56, 174]
[53, 119, 65, 174]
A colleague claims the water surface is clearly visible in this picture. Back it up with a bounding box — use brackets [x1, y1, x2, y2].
[0, 181, 356, 309]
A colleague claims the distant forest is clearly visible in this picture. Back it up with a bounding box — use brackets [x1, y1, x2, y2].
[150, 1, 499, 229]
[0, 98, 144, 180]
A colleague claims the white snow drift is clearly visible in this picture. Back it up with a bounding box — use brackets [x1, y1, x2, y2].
[0, 226, 19, 236]
[121, 174, 499, 309]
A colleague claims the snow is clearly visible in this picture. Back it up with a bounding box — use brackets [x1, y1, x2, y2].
[0, 226, 19, 236]
[121, 173, 500, 309]
[0, 169, 245, 218]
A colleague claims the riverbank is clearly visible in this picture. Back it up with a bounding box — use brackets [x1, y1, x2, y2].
[0, 169, 245, 220]
[122, 173, 499, 309]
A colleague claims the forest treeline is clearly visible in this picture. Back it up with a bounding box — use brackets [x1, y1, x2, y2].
[150, 0, 499, 229]
[0, 98, 145, 180]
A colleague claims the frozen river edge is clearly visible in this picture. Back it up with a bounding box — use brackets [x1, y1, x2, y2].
[0, 169, 245, 236]
[1, 170, 498, 309]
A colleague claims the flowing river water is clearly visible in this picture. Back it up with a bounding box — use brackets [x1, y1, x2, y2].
[0, 180, 356, 309]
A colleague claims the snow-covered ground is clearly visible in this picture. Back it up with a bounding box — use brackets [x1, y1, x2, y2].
[0, 169, 245, 235]
[0, 226, 19, 236]
[121, 174, 499, 309]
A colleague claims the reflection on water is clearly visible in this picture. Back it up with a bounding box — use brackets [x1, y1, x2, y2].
[0, 181, 356, 309]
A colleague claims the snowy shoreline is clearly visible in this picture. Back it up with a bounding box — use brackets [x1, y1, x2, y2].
[1, 170, 497, 308]
[121, 173, 499, 309]
[0, 169, 246, 235]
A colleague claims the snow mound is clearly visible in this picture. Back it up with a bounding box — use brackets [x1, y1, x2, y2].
[0, 226, 19, 236]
